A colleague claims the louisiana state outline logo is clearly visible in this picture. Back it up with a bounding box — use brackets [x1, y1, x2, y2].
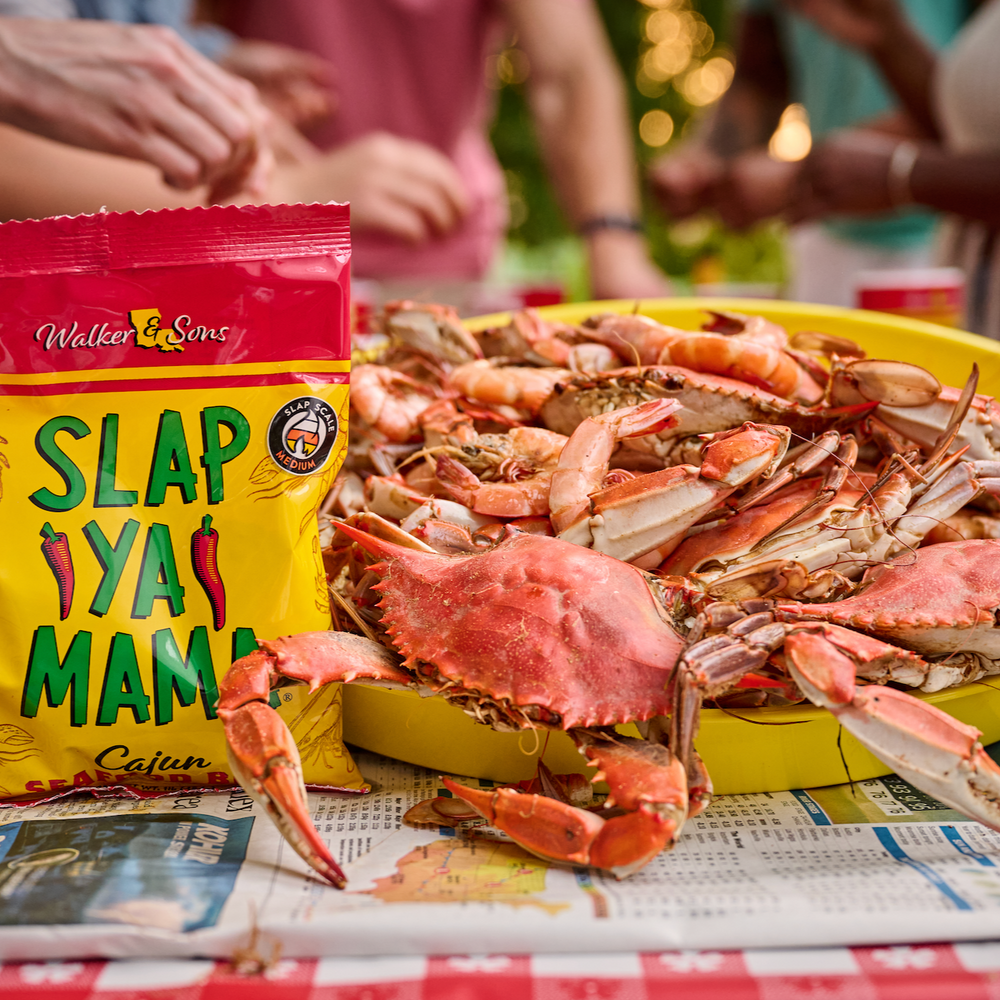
[267, 396, 339, 476]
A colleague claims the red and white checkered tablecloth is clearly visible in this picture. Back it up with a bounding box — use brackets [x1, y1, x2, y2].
[3, 944, 1000, 999]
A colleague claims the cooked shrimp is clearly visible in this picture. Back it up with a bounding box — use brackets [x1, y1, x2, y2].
[661, 334, 824, 405]
[567, 343, 621, 374]
[578, 313, 688, 366]
[351, 364, 439, 442]
[448, 359, 571, 414]
[548, 397, 683, 534]
[703, 310, 789, 350]
[510, 308, 573, 366]
[435, 455, 554, 517]
[430, 425, 569, 517]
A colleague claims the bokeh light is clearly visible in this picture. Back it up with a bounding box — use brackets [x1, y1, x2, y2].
[646, 8, 685, 43]
[639, 109, 675, 147]
[642, 39, 693, 81]
[677, 56, 734, 106]
[769, 104, 813, 161]
[639, 4, 716, 94]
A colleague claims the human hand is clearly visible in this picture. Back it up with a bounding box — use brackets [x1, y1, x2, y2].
[271, 132, 470, 243]
[780, 0, 906, 51]
[220, 39, 333, 128]
[711, 149, 800, 229]
[648, 146, 726, 221]
[790, 131, 898, 220]
[0, 18, 271, 196]
[261, 113, 322, 167]
[586, 229, 673, 301]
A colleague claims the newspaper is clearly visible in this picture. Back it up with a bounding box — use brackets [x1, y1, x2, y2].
[2, 749, 1000, 960]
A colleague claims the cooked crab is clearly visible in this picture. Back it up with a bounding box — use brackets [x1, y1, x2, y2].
[216, 529, 1000, 890]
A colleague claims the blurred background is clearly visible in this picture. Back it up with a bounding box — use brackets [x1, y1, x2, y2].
[489, 0, 788, 301]
[5, 0, 982, 328]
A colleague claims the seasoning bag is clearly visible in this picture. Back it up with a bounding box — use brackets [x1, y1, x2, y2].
[0, 204, 362, 797]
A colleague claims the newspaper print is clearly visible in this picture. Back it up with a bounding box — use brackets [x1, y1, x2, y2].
[1, 750, 1000, 959]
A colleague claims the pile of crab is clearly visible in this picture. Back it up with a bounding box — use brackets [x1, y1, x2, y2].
[218, 302, 1000, 890]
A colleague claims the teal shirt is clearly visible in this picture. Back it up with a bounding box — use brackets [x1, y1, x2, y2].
[744, 0, 969, 249]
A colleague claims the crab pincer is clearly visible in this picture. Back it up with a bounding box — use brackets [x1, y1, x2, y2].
[217, 633, 412, 888]
[440, 734, 690, 878]
[782, 625, 1000, 830]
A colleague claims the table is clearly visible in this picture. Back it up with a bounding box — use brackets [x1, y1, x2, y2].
[3, 945, 1000, 999]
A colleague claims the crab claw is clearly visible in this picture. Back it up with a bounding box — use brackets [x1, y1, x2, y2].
[784, 625, 1000, 830]
[217, 633, 413, 889]
[223, 696, 348, 889]
[440, 734, 689, 879]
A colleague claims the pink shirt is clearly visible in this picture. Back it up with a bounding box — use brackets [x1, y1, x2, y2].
[232, 0, 507, 281]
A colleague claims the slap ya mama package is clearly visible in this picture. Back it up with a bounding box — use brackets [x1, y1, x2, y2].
[0, 203, 364, 798]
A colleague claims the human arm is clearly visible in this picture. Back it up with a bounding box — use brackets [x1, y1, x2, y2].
[0, 120, 473, 245]
[792, 130, 1000, 229]
[267, 132, 470, 244]
[0, 114, 474, 248]
[0, 123, 205, 222]
[780, 0, 940, 139]
[0, 17, 271, 197]
[503, 0, 669, 299]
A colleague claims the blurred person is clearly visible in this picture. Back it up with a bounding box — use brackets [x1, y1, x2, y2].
[0, 1, 332, 219]
[0, 14, 271, 199]
[788, 0, 1000, 336]
[0, 0, 672, 310]
[647, 0, 970, 306]
[219, 0, 670, 302]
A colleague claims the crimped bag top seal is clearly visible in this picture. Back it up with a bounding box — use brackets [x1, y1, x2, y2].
[0, 203, 362, 797]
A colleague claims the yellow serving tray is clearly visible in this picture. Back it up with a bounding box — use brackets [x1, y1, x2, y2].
[343, 298, 1000, 794]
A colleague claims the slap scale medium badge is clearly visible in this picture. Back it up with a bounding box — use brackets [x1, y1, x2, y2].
[267, 396, 339, 476]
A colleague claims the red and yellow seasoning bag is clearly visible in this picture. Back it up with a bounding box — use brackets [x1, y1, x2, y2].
[0, 203, 363, 797]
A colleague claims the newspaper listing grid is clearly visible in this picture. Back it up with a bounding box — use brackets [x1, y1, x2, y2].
[0, 750, 999, 959]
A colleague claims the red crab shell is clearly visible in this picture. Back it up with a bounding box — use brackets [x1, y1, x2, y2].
[338, 524, 683, 728]
[778, 538, 1000, 656]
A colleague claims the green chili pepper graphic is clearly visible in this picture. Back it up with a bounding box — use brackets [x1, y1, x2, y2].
[191, 514, 225, 630]
[39, 522, 74, 621]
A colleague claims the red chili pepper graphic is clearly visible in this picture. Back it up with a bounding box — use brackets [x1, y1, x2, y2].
[191, 514, 226, 630]
[39, 522, 74, 621]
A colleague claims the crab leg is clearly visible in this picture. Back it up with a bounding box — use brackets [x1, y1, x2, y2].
[563, 421, 791, 567]
[783, 626, 1000, 830]
[440, 733, 689, 878]
[217, 632, 413, 888]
